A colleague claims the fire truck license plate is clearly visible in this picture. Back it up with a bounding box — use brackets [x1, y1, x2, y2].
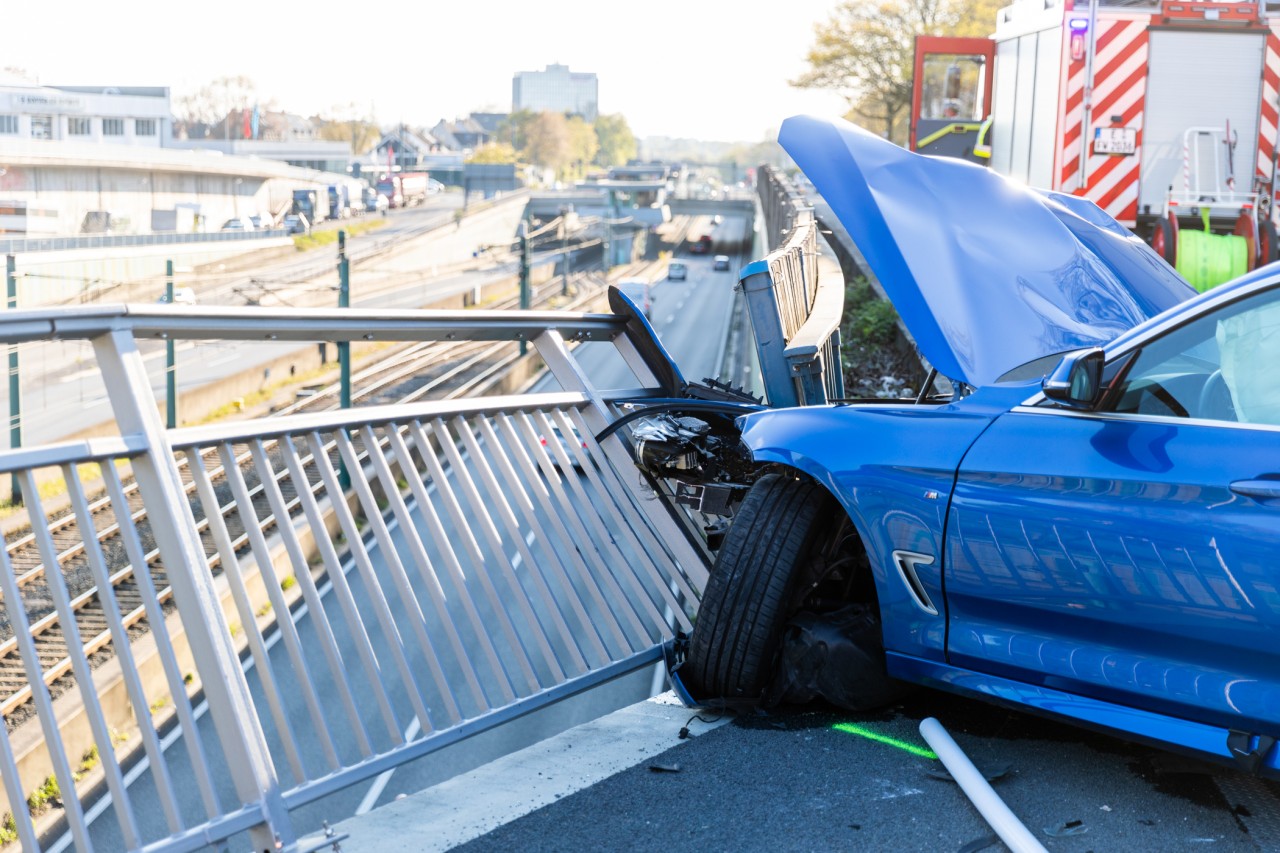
[1094, 127, 1136, 155]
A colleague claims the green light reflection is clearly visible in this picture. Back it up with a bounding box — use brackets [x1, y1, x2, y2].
[832, 722, 938, 760]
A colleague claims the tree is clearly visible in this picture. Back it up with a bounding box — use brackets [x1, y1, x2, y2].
[593, 114, 637, 167]
[318, 101, 380, 154]
[566, 116, 599, 178]
[522, 111, 571, 174]
[498, 109, 537, 151]
[174, 76, 259, 139]
[467, 141, 519, 164]
[792, 0, 998, 144]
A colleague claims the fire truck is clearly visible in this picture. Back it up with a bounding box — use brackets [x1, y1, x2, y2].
[913, 0, 1280, 285]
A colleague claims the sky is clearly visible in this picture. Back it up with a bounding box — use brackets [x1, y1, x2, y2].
[4, 1, 851, 143]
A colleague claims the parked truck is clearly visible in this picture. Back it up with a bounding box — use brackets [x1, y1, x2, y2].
[291, 189, 330, 224]
[917, 0, 1280, 288]
[374, 172, 431, 209]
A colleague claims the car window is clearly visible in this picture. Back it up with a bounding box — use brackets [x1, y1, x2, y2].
[1107, 287, 1280, 425]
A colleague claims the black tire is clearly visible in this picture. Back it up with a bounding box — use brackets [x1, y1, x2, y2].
[683, 473, 838, 701]
[1261, 219, 1280, 266]
[1152, 216, 1177, 266]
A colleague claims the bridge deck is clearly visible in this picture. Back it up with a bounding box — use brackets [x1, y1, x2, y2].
[335, 690, 1275, 851]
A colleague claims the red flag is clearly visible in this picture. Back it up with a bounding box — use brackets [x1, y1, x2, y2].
[242, 108, 251, 140]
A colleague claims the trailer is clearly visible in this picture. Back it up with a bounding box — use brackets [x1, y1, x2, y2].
[972, 0, 1280, 286]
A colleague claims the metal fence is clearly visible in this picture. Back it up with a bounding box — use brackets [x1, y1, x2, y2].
[741, 171, 845, 407]
[0, 229, 292, 256]
[0, 305, 707, 852]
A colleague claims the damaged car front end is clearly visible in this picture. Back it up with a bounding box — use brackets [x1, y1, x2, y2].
[609, 115, 1280, 778]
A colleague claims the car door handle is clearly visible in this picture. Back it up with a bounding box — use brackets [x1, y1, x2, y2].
[1229, 479, 1280, 501]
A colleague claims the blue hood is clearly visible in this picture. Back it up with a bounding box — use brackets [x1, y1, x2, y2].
[779, 115, 1195, 387]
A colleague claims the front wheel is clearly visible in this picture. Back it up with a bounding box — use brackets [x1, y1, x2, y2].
[684, 472, 891, 706]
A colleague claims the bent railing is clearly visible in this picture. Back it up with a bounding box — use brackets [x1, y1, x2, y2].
[739, 198, 845, 408]
[0, 305, 707, 852]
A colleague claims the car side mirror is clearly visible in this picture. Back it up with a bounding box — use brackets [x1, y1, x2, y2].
[1042, 347, 1106, 407]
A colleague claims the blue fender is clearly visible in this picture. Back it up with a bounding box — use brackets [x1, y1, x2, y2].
[735, 392, 1020, 660]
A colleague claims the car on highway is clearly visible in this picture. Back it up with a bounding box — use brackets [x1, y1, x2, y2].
[282, 214, 310, 235]
[220, 217, 253, 232]
[665, 115, 1280, 777]
[713, 255, 731, 272]
[668, 261, 688, 281]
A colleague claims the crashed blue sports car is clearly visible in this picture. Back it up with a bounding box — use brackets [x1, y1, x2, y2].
[676, 115, 1280, 777]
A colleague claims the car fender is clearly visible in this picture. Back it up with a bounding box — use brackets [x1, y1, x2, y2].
[737, 402, 1001, 660]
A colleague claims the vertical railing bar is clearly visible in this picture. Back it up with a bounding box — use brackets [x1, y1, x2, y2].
[279, 434, 403, 747]
[552, 408, 696, 631]
[21, 470, 124, 849]
[66, 462, 187, 835]
[247, 440, 372, 761]
[333, 429, 459, 729]
[491, 412, 632, 655]
[430, 417, 565, 684]
[562, 407, 700, 621]
[0, 473, 91, 850]
[305, 430, 431, 734]
[388, 424, 517, 707]
[591, 400, 710, 603]
[363, 424, 492, 713]
[215, 443, 341, 772]
[0, 704, 38, 852]
[533, 329, 711, 587]
[450, 413, 591, 675]
[507, 412, 652, 647]
[101, 463, 224, 818]
[186, 447, 307, 784]
[474, 415, 614, 667]
[530, 410, 674, 636]
[405, 419, 542, 695]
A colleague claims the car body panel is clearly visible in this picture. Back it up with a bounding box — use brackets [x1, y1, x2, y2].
[777, 115, 1194, 387]
[887, 652, 1280, 775]
[947, 406, 1280, 735]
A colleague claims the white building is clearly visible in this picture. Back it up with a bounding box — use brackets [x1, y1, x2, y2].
[0, 80, 172, 146]
[512, 65, 598, 122]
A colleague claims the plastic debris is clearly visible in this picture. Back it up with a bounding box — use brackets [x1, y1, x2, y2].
[1043, 819, 1088, 837]
[926, 763, 1012, 784]
[648, 763, 680, 773]
[957, 835, 1000, 853]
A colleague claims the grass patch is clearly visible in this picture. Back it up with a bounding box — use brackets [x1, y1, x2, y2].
[292, 219, 387, 252]
[256, 601, 272, 618]
[280, 574, 297, 591]
[26, 776, 59, 814]
[842, 279, 899, 347]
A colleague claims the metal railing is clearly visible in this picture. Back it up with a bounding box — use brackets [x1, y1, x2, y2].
[0, 229, 292, 256]
[0, 304, 708, 852]
[741, 171, 845, 407]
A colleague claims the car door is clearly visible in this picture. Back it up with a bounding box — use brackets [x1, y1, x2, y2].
[943, 283, 1280, 735]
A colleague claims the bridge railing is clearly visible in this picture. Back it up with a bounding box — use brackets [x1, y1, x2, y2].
[741, 169, 845, 407]
[0, 305, 707, 852]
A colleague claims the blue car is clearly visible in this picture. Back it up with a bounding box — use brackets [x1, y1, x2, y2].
[679, 115, 1280, 777]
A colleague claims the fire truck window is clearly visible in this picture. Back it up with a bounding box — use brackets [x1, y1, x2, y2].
[919, 55, 986, 121]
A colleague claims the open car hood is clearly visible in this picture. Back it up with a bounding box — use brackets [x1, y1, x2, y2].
[779, 115, 1195, 387]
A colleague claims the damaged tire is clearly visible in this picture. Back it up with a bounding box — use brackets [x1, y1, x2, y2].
[683, 473, 840, 702]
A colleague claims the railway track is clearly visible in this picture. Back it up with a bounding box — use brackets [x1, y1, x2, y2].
[0, 266, 614, 732]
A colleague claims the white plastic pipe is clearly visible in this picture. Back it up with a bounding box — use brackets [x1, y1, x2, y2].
[919, 717, 1049, 853]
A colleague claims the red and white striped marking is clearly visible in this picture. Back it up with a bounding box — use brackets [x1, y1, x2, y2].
[1058, 14, 1151, 225]
[1254, 28, 1280, 211]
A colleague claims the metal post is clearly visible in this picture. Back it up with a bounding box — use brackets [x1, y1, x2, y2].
[518, 221, 530, 355]
[337, 230, 351, 489]
[165, 259, 176, 430]
[5, 255, 17, 506]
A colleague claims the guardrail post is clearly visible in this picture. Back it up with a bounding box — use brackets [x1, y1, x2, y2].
[5, 254, 19, 506]
[518, 221, 530, 355]
[165, 259, 176, 430]
[338, 230, 351, 489]
[92, 326, 293, 850]
[738, 262, 800, 408]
